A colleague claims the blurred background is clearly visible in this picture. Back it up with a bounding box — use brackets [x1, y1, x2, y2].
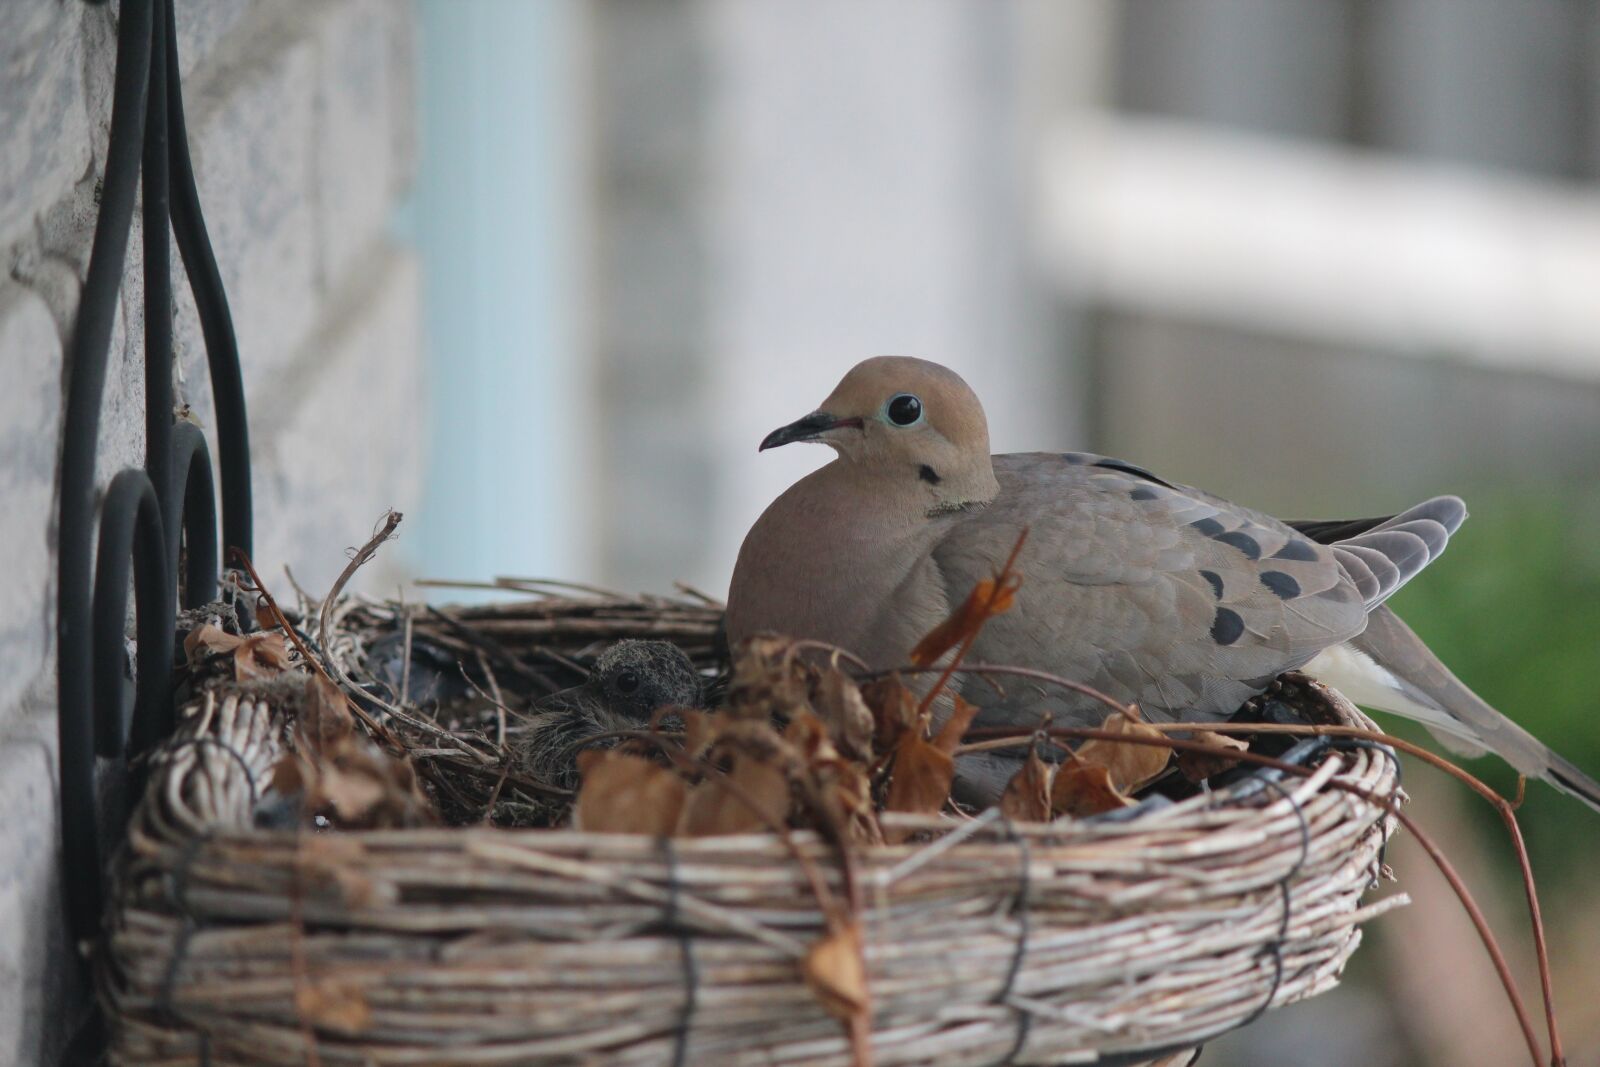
[401, 3, 1600, 1063]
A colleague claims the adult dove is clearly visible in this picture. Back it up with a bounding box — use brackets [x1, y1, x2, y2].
[725, 356, 1600, 810]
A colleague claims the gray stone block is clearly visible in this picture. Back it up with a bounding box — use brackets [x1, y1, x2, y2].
[0, 284, 64, 718]
[175, 0, 256, 79]
[0, 3, 91, 253]
[0, 730, 78, 1067]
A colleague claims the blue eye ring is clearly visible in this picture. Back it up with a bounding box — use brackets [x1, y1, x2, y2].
[885, 393, 924, 427]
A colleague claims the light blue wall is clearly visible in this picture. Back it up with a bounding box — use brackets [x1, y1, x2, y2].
[403, 0, 591, 593]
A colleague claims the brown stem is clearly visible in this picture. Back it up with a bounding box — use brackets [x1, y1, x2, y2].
[316, 509, 402, 662]
[228, 547, 400, 749]
[915, 529, 1029, 718]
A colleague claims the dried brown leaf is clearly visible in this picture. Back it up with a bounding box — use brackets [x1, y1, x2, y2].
[315, 755, 392, 824]
[183, 623, 243, 661]
[1176, 730, 1250, 783]
[1075, 706, 1171, 793]
[813, 667, 875, 760]
[232, 631, 294, 680]
[802, 920, 868, 1021]
[1050, 761, 1135, 818]
[884, 735, 954, 836]
[292, 735, 435, 830]
[677, 752, 791, 837]
[299, 675, 355, 751]
[860, 674, 919, 751]
[999, 746, 1054, 822]
[726, 635, 815, 721]
[678, 708, 716, 761]
[930, 696, 983, 755]
[573, 750, 687, 835]
[271, 753, 305, 796]
[825, 761, 883, 846]
[784, 709, 840, 765]
[786, 712, 882, 845]
[294, 978, 371, 1032]
[908, 573, 1020, 668]
[183, 623, 294, 680]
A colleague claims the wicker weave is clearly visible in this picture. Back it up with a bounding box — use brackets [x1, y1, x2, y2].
[102, 597, 1406, 1066]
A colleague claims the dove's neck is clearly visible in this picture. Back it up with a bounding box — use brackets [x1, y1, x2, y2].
[839, 446, 1000, 520]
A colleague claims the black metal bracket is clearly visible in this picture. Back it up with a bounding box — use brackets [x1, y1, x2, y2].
[57, 0, 252, 943]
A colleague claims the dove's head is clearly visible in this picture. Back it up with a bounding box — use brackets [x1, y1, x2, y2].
[759, 356, 999, 509]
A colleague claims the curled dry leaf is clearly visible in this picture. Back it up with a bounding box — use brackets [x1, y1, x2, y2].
[299, 674, 355, 751]
[1051, 761, 1135, 819]
[676, 708, 716, 762]
[1177, 730, 1250, 783]
[273, 676, 434, 829]
[572, 750, 687, 835]
[184, 623, 294, 681]
[183, 622, 240, 661]
[908, 574, 1020, 668]
[883, 698, 983, 840]
[802, 920, 868, 1021]
[860, 674, 919, 753]
[1074, 706, 1171, 793]
[999, 745, 1054, 823]
[931, 696, 982, 756]
[725, 635, 815, 721]
[787, 712, 882, 845]
[813, 667, 875, 760]
[677, 751, 792, 837]
[883, 737, 953, 839]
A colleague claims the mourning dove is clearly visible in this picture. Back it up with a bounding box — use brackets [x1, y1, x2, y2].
[515, 640, 702, 789]
[725, 356, 1600, 811]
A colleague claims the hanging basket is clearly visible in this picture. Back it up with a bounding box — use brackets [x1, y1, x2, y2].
[101, 592, 1404, 1066]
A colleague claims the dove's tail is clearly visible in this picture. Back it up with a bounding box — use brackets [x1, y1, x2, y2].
[1292, 499, 1600, 815]
[1308, 604, 1600, 815]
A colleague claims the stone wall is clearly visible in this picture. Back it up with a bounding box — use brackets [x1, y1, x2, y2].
[0, 2, 421, 1061]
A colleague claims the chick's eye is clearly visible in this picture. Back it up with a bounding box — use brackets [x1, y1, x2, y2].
[886, 393, 923, 427]
[613, 669, 641, 695]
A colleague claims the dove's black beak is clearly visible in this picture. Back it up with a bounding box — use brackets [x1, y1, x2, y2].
[759, 411, 863, 451]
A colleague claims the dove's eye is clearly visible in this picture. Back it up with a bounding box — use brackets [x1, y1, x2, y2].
[886, 393, 923, 427]
[613, 668, 641, 695]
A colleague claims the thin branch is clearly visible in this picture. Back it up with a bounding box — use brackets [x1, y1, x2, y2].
[916, 529, 1029, 718]
[317, 510, 402, 659]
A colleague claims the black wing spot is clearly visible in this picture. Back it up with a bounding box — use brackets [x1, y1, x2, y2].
[1214, 530, 1262, 560]
[1130, 486, 1159, 501]
[1190, 517, 1225, 537]
[1198, 569, 1223, 598]
[1272, 537, 1319, 562]
[918, 464, 941, 485]
[1259, 571, 1301, 599]
[1211, 607, 1245, 646]
[1060, 453, 1087, 465]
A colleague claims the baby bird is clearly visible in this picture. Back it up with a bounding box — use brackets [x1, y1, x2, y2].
[514, 640, 702, 790]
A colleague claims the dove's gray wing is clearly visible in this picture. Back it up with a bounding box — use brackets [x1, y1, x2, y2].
[930, 452, 1371, 728]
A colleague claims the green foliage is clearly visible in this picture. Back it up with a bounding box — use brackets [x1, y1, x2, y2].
[1385, 485, 1600, 889]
